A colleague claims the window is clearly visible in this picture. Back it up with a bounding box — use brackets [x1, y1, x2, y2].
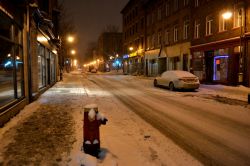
[152, 34, 156, 48]
[174, 0, 179, 11]
[195, 0, 199, 7]
[174, 26, 178, 42]
[234, 8, 243, 28]
[183, 20, 189, 39]
[152, 12, 155, 24]
[184, 0, 189, 6]
[206, 15, 213, 35]
[147, 36, 151, 49]
[166, 2, 170, 16]
[37, 44, 46, 88]
[0, 11, 24, 108]
[157, 31, 162, 46]
[219, 13, 229, 32]
[194, 20, 200, 38]
[164, 30, 169, 45]
[157, 8, 162, 20]
[147, 14, 151, 26]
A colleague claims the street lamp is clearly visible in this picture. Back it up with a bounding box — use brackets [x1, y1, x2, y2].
[222, 8, 244, 84]
[129, 47, 134, 51]
[67, 36, 74, 43]
[222, 11, 232, 20]
[71, 49, 76, 55]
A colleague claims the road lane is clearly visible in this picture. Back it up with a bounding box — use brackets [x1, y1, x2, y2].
[88, 75, 250, 166]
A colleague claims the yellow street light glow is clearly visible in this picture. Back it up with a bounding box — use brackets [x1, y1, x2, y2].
[67, 36, 74, 43]
[129, 47, 134, 51]
[222, 11, 232, 20]
[116, 54, 119, 57]
[97, 59, 100, 62]
[71, 50, 76, 55]
[7, 53, 11, 57]
[52, 49, 57, 54]
[16, 56, 20, 60]
[73, 59, 77, 66]
[37, 36, 48, 42]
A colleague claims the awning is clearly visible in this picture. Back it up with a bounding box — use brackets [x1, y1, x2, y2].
[145, 49, 160, 60]
[165, 42, 191, 57]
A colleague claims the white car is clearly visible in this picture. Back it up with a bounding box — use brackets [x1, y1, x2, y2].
[154, 70, 200, 91]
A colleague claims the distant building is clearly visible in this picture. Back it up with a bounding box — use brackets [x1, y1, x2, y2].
[96, 32, 122, 71]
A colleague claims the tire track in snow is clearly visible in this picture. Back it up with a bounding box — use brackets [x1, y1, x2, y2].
[90, 75, 250, 166]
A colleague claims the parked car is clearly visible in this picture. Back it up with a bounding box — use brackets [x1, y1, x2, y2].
[154, 70, 200, 91]
[90, 68, 97, 73]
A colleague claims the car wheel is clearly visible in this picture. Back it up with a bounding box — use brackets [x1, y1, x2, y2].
[154, 79, 158, 87]
[169, 82, 175, 91]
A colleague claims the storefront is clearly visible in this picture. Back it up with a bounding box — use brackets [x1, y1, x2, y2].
[0, 3, 25, 109]
[191, 40, 241, 85]
[145, 49, 160, 76]
[123, 51, 144, 75]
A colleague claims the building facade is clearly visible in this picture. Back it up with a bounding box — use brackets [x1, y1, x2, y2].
[121, 0, 250, 87]
[121, 0, 146, 75]
[0, 0, 60, 126]
[145, 0, 191, 76]
[190, 0, 250, 86]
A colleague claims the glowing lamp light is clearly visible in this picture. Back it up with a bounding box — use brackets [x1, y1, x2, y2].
[37, 35, 48, 42]
[52, 49, 57, 54]
[73, 59, 77, 66]
[222, 11, 232, 20]
[129, 47, 134, 51]
[67, 36, 74, 43]
[7, 53, 11, 57]
[71, 50, 76, 55]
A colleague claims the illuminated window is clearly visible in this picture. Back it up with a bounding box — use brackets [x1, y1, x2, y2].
[234, 7, 243, 28]
[219, 13, 229, 32]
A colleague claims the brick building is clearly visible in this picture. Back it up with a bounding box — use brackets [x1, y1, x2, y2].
[190, 0, 250, 86]
[121, 0, 250, 86]
[121, 0, 146, 75]
[145, 0, 191, 76]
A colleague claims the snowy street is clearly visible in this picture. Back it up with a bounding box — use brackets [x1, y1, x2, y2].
[0, 71, 250, 166]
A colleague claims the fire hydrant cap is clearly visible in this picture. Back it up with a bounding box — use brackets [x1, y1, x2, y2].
[88, 109, 96, 121]
[84, 104, 98, 112]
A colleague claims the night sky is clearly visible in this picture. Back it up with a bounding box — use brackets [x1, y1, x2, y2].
[63, 0, 129, 61]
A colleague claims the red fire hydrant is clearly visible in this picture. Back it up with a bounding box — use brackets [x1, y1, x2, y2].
[83, 104, 107, 157]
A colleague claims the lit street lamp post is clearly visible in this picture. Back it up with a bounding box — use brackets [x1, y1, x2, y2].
[222, 9, 244, 84]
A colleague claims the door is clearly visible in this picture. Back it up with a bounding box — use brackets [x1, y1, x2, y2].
[205, 51, 214, 83]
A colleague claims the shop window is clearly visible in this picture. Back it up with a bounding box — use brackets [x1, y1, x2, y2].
[0, 11, 24, 109]
[37, 43, 46, 88]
